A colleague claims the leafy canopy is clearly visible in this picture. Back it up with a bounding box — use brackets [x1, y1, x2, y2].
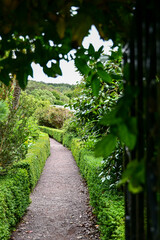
[0, 0, 134, 88]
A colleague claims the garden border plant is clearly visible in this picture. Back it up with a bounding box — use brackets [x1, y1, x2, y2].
[0, 132, 50, 240]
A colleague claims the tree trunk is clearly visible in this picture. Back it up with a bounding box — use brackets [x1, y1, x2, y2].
[12, 77, 21, 110]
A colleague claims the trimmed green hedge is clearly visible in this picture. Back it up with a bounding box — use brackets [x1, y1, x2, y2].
[39, 126, 64, 143]
[71, 140, 125, 240]
[13, 132, 50, 190]
[0, 132, 50, 240]
[40, 126, 124, 240]
[0, 169, 30, 240]
[62, 132, 75, 149]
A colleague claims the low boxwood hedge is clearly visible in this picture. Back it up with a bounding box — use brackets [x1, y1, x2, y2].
[0, 169, 30, 240]
[40, 126, 125, 240]
[39, 126, 64, 143]
[0, 132, 50, 240]
[13, 132, 50, 190]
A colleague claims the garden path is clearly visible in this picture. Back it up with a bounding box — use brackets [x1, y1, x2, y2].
[11, 138, 100, 240]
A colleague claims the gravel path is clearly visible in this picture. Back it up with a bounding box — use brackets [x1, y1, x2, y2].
[11, 138, 100, 240]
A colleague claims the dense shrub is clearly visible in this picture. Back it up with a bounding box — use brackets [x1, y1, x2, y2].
[0, 132, 50, 240]
[0, 90, 40, 174]
[39, 126, 64, 143]
[71, 140, 125, 240]
[0, 168, 30, 240]
[13, 132, 50, 189]
[35, 105, 72, 129]
[54, 99, 64, 106]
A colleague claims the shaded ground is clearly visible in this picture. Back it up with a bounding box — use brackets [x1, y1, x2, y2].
[11, 138, 100, 240]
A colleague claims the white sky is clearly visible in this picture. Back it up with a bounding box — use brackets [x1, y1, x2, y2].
[29, 26, 113, 85]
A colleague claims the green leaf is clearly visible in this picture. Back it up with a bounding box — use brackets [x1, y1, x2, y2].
[88, 44, 95, 56]
[97, 69, 112, 84]
[95, 134, 117, 158]
[96, 61, 104, 69]
[117, 123, 136, 150]
[100, 108, 122, 126]
[95, 46, 104, 59]
[91, 75, 100, 96]
[43, 62, 62, 77]
[118, 159, 145, 194]
[75, 57, 90, 75]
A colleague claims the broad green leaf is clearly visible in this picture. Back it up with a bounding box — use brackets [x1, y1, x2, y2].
[110, 73, 122, 81]
[96, 61, 103, 69]
[51, 62, 62, 76]
[118, 159, 145, 194]
[43, 62, 62, 77]
[95, 134, 117, 158]
[88, 44, 95, 56]
[100, 108, 122, 126]
[91, 76, 100, 97]
[75, 57, 90, 75]
[97, 69, 112, 84]
[117, 123, 136, 150]
[95, 46, 104, 59]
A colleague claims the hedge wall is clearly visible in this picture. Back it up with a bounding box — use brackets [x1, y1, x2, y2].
[0, 132, 50, 240]
[13, 132, 50, 190]
[39, 126, 64, 143]
[40, 126, 125, 240]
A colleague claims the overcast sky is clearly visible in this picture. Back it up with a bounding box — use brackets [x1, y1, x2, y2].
[29, 26, 113, 85]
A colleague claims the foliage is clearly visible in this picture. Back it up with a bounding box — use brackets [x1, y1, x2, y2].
[0, 132, 50, 240]
[69, 45, 123, 147]
[99, 142, 123, 191]
[28, 88, 56, 105]
[0, 86, 40, 174]
[118, 159, 145, 194]
[0, 168, 30, 240]
[74, 143, 124, 240]
[64, 46, 124, 190]
[26, 81, 76, 93]
[39, 126, 64, 143]
[0, 100, 9, 122]
[35, 105, 72, 129]
[25, 81, 71, 105]
[0, 1, 133, 88]
[13, 132, 50, 190]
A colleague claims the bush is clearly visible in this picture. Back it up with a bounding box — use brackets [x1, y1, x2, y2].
[13, 132, 50, 190]
[72, 146, 125, 240]
[0, 91, 40, 174]
[0, 168, 30, 240]
[62, 132, 75, 149]
[39, 126, 64, 143]
[35, 105, 72, 129]
[54, 99, 64, 106]
[0, 131, 50, 240]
